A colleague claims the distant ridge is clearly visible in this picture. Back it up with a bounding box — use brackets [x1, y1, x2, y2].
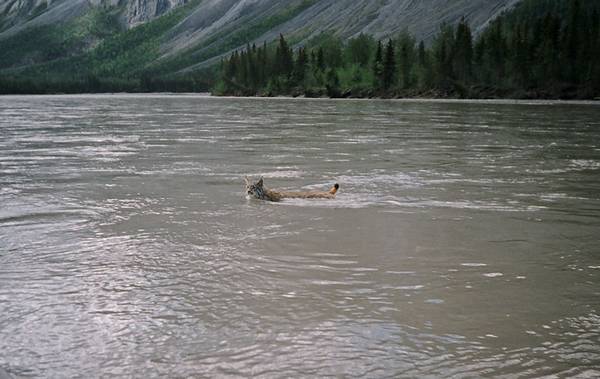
[0, 0, 520, 75]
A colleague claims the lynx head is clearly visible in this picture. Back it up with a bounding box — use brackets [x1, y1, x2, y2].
[244, 176, 266, 200]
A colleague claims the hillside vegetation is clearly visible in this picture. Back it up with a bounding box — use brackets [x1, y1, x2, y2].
[0, 1, 208, 93]
[0, 0, 598, 99]
[216, 0, 600, 99]
[0, 0, 313, 93]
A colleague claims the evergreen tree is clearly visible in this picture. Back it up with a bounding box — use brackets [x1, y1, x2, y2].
[418, 41, 427, 67]
[453, 18, 473, 83]
[239, 50, 249, 87]
[510, 23, 530, 87]
[416, 40, 432, 89]
[484, 19, 507, 85]
[309, 48, 325, 88]
[322, 35, 344, 68]
[346, 33, 375, 67]
[591, 15, 600, 93]
[372, 41, 383, 89]
[274, 34, 293, 78]
[228, 51, 239, 80]
[292, 47, 308, 85]
[561, 0, 582, 82]
[383, 39, 396, 89]
[260, 41, 268, 86]
[432, 23, 455, 84]
[247, 43, 259, 91]
[222, 50, 241, 94]
[316, 47, 325, 71]
[325, 68, 341, 97]
[536, 12, 561, 86]
[396, 31, 415, 89]
[584, 9, 600, 87]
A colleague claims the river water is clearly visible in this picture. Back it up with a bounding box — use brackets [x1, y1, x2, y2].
[1, 94, 599, 378]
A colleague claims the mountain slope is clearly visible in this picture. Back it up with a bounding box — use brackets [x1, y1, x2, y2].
[0, 0, 521, 92]
[161, 0, 520, 72]
[0, 0, 186, 35]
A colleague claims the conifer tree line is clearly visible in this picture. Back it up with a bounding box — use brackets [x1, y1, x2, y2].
[215, 0, 600, 99]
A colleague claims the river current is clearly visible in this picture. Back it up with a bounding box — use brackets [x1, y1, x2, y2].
[1, 94, 599, 377]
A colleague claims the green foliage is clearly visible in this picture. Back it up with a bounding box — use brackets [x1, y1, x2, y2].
[0, 9, 122, 70]
[382, 39, 396, 90]
[148, 0, 317, 76]
[0, 0, 208, 93]
[346, 34, 376, 67]
[453, 18, 473, 83]
[319, 33, 344, 68]
[475, 0, 600, 95]
[2, 0, 599, 98]
[274, 34, 294, 77]
[396, 31, 416, 89]
[216, 0, 600, 99]
[372, 40, 383, 89]
[325, 68, 341, 97]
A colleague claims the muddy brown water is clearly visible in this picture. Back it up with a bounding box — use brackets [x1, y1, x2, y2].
[1, 94, 599, 377]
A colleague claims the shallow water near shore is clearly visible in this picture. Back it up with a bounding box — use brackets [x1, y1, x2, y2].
[1, 94, 600, 377]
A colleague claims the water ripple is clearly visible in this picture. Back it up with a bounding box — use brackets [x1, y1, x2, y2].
[1, 95, 599, 378]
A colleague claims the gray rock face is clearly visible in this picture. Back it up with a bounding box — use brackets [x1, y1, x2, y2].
[0, 0, 53, 17]
[0, 0, 522, 72]
[0, 0, 90, 36]
[0, 0, 519, 37]
[160, 0, 520, 70]
[126, 0, 186, 26]
[0, 0, 185, 34]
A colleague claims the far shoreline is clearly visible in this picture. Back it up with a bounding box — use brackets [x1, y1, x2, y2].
[1, 92, 599, 105]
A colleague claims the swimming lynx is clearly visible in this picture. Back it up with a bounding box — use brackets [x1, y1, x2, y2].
[244, 176, 339, 202]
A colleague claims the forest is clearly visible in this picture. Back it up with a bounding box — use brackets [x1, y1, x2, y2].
[0, 0, 598, 98]
[216, 0, 600, 99]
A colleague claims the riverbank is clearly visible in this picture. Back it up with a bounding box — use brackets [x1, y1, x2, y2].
[1, 92, 599, 104]
[218, 82, 600, 101]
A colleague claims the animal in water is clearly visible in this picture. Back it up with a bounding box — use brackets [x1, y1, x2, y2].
[244, 176, 339, 202]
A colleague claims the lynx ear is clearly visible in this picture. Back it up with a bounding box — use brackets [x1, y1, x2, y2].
[257, 177, 264, 187]
[244, 176, 250, 185]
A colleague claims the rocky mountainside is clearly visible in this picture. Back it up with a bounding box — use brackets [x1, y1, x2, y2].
[159, 0, 521, 70]
[126, 0, 187, 26]
[0, 0, 521, 88]
[0, 0, 186, 34]
[1, 0, 519, 40]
